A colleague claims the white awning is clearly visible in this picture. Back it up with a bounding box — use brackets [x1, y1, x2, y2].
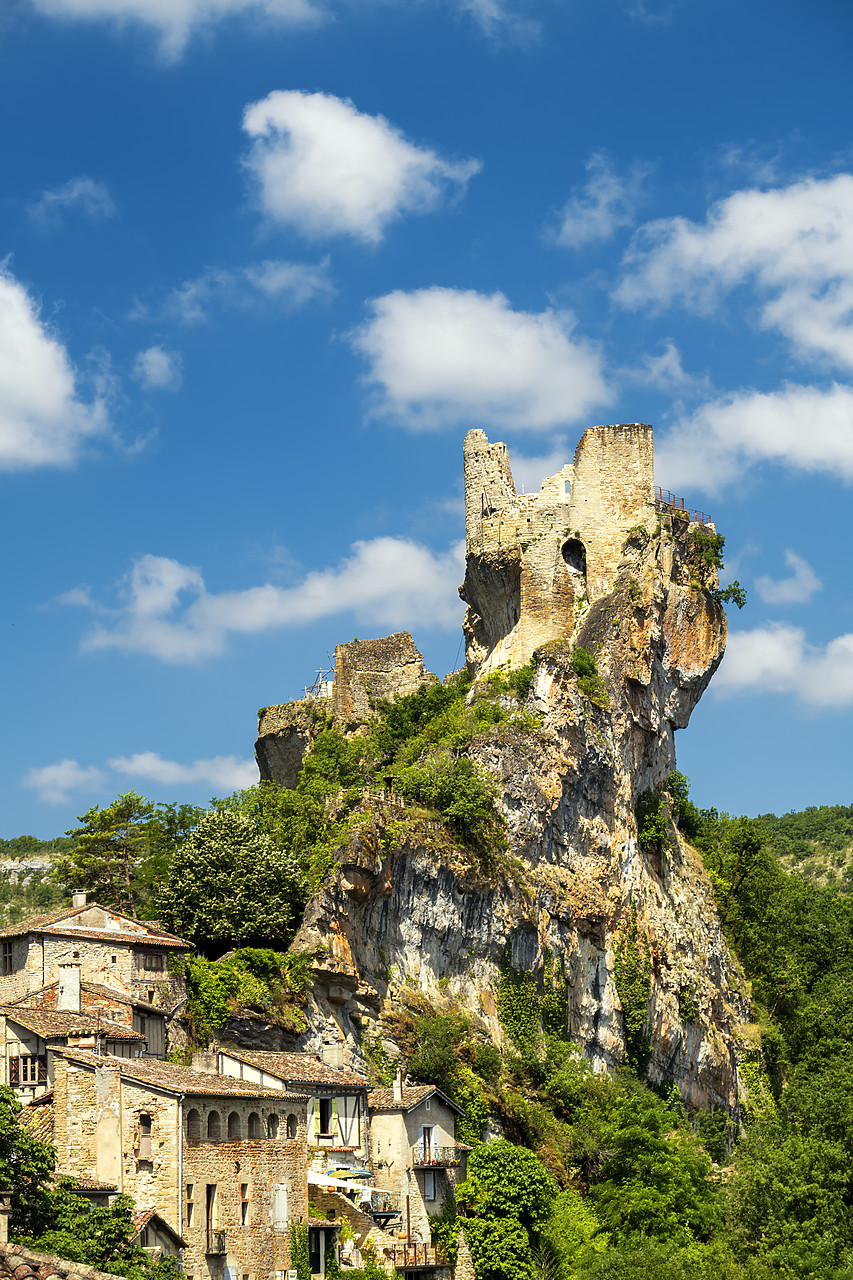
[307, 1171, 373, 1194]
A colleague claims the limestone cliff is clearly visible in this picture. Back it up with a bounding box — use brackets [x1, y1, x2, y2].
[264, 426, 749, 1113]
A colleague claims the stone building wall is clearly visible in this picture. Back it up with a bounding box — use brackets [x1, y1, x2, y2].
[460, 424, 657, 676]
[1, 936, 183, 1012]
[368, 1101, 459, 1245]
[332, 633, 435, 721]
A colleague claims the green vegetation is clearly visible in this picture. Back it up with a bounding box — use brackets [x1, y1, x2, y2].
[571, 647, 610, 708]
[613, 911, 651, 1072]
[181, 947, 313, 1042]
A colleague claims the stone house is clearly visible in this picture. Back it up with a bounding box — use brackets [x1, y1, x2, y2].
[367, 1082, 465, 1248]
[10, 978, 168, 1059]
[0, 1004, 145, 1100]
[44, 1047, 310, 1280]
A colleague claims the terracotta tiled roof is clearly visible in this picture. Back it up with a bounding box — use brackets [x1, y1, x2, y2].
[131, 1209, 186, 1247]
[10, 983, 164, 1016]
[70, 1180, 117, 1192]
[0, 905, 190, 949]
[224, 1049, 368, 1089]
[308, 1219, 341, 1230]
[57, 1049, 309, 1100]
[1, 1007, 145, 1042]
[0, 1239, 122, 1280]
[367, 1085, 463, 1115]
[18, 1097, 54, 1143]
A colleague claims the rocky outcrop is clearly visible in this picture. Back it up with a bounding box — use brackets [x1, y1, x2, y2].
[287, 505, 749, 1114]
[256, 704, 323, 789]
[332, 632, 436, 721]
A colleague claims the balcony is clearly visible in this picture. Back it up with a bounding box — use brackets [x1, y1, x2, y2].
[206, 1230, 226, 1254]
[410, 1145, 460, 1168]
[384, 1244, 447, 1270]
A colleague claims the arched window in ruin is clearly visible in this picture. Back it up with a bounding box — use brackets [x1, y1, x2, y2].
[247, 1112, 261, 1138]
[286, 1113, 298, 1140]
[207, 1110, 221, 1140]
[228, 1111, 241, 1140]
[561, 538, 586, 577]
[186, 1109, 201, 1142]
[267, 1114, 279, 1139]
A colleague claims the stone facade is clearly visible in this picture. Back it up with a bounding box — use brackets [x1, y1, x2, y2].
[460, 424, 657, 676]
[332, 633, 436, 721]
[51, 1049, 308, 1280]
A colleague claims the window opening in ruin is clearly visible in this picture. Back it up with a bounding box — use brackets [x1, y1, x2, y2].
[561, 538, 587, 576]
[564, 480, 571, 495]
[139, 1113, 152, 1159]
[286, 1114, 297, 1139]
[267, 1114, 279, 1139]
[247, 1112, 261, 1138]
[228, 1112, 241, 1140]
[240, 1184, 249, 1226]
[423, 1171, 437, 1201]
[207, 1111, 221, 1140]
[1, 942, 13, 975]
[186, 1110, 201, 1142]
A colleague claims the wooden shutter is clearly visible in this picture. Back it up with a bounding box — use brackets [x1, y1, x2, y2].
[8, 1058, 18, 1085]
[331, 1097, 339, 1138]
[37, 1056, 47, 1083]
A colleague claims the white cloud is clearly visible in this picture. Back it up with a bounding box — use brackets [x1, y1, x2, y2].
[755, 551, 821, 606]
[110, 751, 257, 790]
[163, 258, 333, 324]
[242, 91, 480, 244]
[0, 263, 108, 470]
[553, 153, 649, 249]
[454, 0, 539, 41]
[508, 438, 569, 492]
[28, 176, 115, 227]
[351, 287, 609, 430]
[22, 759, 106, 805]
[133, 346, 183, 391]
[616, 173, 853, 369]
[654, 382, 853, 494]
[28, 0, 321, 60]
[715, 623, 853, 708]
[64, 537, 465, 663]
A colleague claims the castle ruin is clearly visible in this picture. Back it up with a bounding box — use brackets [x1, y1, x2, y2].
[460, 423, 657, 676]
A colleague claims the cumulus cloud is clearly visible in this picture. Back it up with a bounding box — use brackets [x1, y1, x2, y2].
[755, 551, 821, 606]
[162, 258, 333, 324]
[654, 382, 853, 494]
[553, 153, 649, 249]
[133, 346, 183, 391]
[715, 623, 853, 708]
[627, 340, 709, 394]
[242, 91, 480, 244]
[28, 176, 115, 228]
[507, 438, 569, 492]
[351, 287, 609, 430]
[0, 263, 108, 470]
[22, 759, 106, 805]
[28, 0, 321, 60]
[616, 173, 853, 369]
[63, 538, 465, 663]
[110, 751, 256, 790]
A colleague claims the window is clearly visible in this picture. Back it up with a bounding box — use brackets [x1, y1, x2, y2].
[423, 1172, 437, 1202]
[247, 1112, 261, 1138]
[425, 1098, 430, 1112]
[15, 1056, 46, 1085]
[1, 942, 13, 975]
[111, 956, 117, 965]
[286, 1114, 297, 1140]
[142, 954, 164, 972]
[273, 1184, 287, 1230]
[139, 1113, 152, 1159]
[207, 1111, 221, 1140]
[267, 1114, 279, 1139]
[141, 1228, 150, 1247]
[186, 1185, 194, 1229]
[318, 1097, 335, 1136]
[186, 1110, 201, 1142]
[240, 1184, 249, 1226]
[228, 1112, 241, 1140]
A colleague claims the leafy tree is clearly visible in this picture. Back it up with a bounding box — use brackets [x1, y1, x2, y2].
[157, 809, 305, 953]
[59, 792, 155, 918]
[0, 1084, 56, 1236]
[463, 1217, 534, 1280]
[457, 1139, 557, 1233]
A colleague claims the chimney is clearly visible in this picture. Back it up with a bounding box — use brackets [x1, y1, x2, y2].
[393, 1066, 403, 1105]
[0, 1190, 12, 1244]
[57, 964, 81, 1014]
[191, 1051, 220, 1075]
[71, 890, 87, 909]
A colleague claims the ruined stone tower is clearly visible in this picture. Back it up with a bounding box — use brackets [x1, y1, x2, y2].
[460, 424, 656, 675]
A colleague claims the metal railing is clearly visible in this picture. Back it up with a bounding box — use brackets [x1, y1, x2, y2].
[655, 488, 711, 527]
[384, 1244, 447, 1269]
[411, 1144, 460, 1167]
[206, 1230, 226, 1254]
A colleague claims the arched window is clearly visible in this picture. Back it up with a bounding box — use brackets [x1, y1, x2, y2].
[267, 1114, 279, 1139]
[228, 1111, 241, 1140]
[207, 1110, 221, 1140]
[286, 1114, 298, 1140]
[247, 1112, 261, 1138]
[561, 538, 586, 577]
[186, 1109, 201, 1142]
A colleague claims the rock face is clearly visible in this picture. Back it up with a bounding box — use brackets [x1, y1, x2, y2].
[283, 426, 749, 1113]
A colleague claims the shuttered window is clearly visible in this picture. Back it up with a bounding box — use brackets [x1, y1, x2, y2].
[273, 1184, 288, 1229]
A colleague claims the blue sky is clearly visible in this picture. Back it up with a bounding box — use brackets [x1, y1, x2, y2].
[3, 0, 853, 835]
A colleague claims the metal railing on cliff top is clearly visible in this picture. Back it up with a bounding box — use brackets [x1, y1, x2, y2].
[655, 488, 711, 527]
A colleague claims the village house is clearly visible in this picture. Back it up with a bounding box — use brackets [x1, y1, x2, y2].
[39, 1047, 312, 1280]
[0, 1001, 145, 1100]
